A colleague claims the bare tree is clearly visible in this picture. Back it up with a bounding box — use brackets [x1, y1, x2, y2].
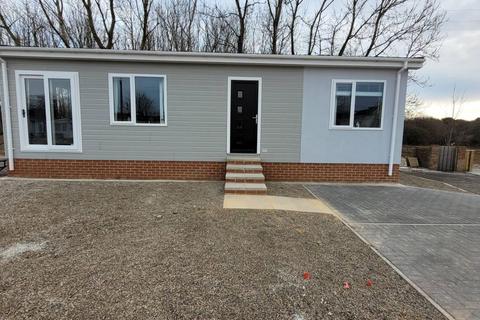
[303, 0, 334, 55]
[233, 0, 259, 53]
[285, 0, 303, 54]
[81, 0, 116, 49]
[265, 0, 285, 54]
[0, 1, 22, 45]
[38, 0, 74, 47]
[156, 0, 199, 52]
[404, 93, 424, 119]
[445, 85, 465, 146]
[0, 0, 446, 61]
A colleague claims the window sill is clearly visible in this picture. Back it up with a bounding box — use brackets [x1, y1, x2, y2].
[329, 126, 384, 131]
[110, 122, 168, 127]
[19, 147, 83, 153]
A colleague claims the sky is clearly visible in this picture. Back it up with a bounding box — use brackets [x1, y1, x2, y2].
[412, 0, 480, 120]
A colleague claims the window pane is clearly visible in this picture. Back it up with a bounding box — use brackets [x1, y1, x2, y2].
[335, 83, 352, 126]
[135, 77, 164, 124]
[113, 77, 131, 121]
[25, 78, 47, 145]
[354, 82, 383, 128]
[49, 79, 74, 145]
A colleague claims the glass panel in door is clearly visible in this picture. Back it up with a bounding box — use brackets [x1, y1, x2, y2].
[48, 79, 73, 145]
[24, 78, 47, 145]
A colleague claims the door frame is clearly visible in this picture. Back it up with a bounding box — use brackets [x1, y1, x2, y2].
[15, 70, 82, 153]
[226, 76, 262, 154]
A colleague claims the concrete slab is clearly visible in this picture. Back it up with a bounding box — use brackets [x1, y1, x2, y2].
[223, 194, 335, 214]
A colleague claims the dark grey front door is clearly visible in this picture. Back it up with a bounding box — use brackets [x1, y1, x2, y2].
[230, 80, 258, 153]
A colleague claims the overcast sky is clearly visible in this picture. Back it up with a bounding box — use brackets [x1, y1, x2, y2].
[412, 0, 480, 120]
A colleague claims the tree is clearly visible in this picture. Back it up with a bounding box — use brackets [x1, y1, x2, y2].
[303, 0, 334, 55]
[286, 0, 304, 55]
[265, 0, 285, 54]
[0, 0, 446, 60]
[80, 0, 116, 49]
[444, 85, 465, 146]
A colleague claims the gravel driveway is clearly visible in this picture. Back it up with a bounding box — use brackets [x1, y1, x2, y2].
[0, 179, 444, 319]
[306, 184, 480, 320]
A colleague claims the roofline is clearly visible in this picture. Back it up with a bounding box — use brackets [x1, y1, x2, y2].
[0, 47, 425, 69]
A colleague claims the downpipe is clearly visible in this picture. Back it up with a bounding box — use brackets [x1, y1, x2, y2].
[388, 60, 408, 176]
[0, 57, 14, 170]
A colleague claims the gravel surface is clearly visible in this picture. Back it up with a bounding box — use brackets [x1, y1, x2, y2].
[0, 179, 444, 319]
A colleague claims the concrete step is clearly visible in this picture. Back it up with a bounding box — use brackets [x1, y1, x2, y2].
[225, 172, 265, 183]
[226, 163, 263, 173]
[224, 182, 267, 195]
[226, 154, 261, 163]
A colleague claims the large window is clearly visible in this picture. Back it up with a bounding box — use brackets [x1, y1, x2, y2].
[16, 71, 82, 152]
[109, 74, 167, 126]
[331, 80, 385, 129]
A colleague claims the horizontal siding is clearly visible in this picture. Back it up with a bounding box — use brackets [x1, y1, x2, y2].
[6, 59, 303, 162]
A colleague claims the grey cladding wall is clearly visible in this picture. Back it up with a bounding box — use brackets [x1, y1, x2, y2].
[301, 67, 407, 164]
[6, 59, 303, 162]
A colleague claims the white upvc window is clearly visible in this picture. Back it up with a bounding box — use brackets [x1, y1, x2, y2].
[108, 73, 167, 126]
[330, 79, 386, 130]
[15, 70, 82, 152]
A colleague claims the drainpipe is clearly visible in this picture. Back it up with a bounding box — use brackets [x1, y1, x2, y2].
[0, 57, 14, 170]
[388, 60, 408, 176]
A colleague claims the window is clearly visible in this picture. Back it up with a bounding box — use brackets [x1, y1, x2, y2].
[16, 71, 82, 152]
[331, 80, 385, 129]
[109, 74, 167, 125]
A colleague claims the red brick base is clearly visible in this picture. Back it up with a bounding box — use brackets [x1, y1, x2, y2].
[9, 159, 226, 180]
[262, 163, 399, 182]
[9, 159, 399, 182]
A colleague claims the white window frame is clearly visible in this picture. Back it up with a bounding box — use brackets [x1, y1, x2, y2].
[329, 79, 386, 131]
[108, 73, 168, 126]
[15, 70, 83, 153]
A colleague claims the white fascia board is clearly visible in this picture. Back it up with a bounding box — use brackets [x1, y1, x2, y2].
[0, 47, 425, 70]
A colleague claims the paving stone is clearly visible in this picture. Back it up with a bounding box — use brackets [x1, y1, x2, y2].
[306, 184, 480, 320]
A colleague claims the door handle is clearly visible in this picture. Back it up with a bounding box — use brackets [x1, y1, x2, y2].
[252, 114, 258, 124]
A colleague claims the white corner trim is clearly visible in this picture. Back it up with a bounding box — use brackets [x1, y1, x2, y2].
[226, 76, 262, 154]
[108, 73, 168, 126]
[329, 79, 387, 131]
[0, 58, 14, 170]
[14, 70, 83, 153]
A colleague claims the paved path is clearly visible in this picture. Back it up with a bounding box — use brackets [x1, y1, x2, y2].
[306, 184, 480, 320]
[402, 170, 480, 195]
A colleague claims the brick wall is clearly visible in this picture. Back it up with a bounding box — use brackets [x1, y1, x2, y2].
[10, 159, 399, 182]
[262, 163, 399, 182]
[10, 159, 226, 180]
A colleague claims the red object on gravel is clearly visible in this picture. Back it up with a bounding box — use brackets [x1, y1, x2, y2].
[367, 279, 373, 287]
[343, 281, 350, 289]
[303, 272, 311, 280]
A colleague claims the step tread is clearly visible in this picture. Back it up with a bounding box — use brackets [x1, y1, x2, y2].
[226, 154, 261, 162]
[225, 182, 267, 191]
[226, 163, 263, 170]
[225, 172, 265, 180]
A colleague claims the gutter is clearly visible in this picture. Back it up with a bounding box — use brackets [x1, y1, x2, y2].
[0, 57, 14, 170]
[388, 60, 408, 176]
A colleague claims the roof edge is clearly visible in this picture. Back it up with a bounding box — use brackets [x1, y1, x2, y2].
[0, 47, 425, 69]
